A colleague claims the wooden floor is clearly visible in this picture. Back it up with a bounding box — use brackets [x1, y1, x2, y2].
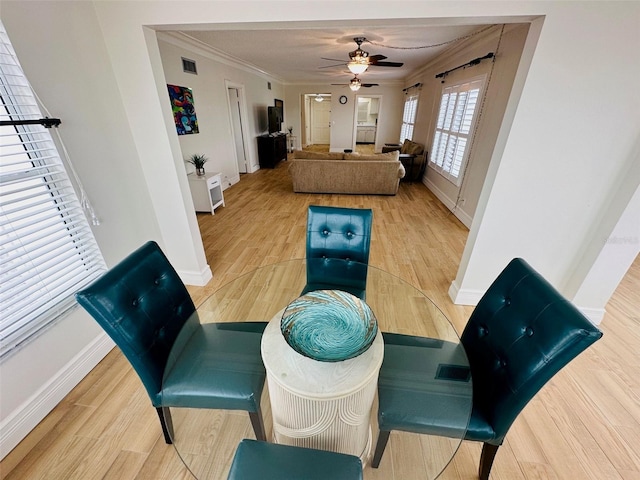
[2, 160, 638, 480]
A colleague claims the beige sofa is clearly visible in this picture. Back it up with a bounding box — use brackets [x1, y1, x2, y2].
[288, 150, 405, 195]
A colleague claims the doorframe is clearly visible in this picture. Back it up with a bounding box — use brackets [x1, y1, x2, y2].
[354, 94, 383, 152]
[303, 93, 331, 146]
[302, 94, 311, 146]
[224, 80, 255, 180]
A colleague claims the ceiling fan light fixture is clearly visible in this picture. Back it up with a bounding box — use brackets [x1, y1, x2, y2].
[349, 77, 362, 91]
[347, 60, 368, 75]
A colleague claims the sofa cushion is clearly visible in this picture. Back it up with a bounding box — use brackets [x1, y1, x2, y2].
[288, 159, 404, 195]
[400, 140, 424, 155]
[344, 151, 399, 161]
[293, 150, 345, 160]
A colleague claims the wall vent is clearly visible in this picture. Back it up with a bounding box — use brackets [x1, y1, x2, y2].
[182, 57, 197, 75]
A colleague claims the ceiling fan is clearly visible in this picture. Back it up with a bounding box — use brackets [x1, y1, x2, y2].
[331, 75, 379, 91]
[321, 37, 404, 74]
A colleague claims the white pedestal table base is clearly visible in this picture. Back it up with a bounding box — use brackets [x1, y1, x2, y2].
[261, 312, 383, 463]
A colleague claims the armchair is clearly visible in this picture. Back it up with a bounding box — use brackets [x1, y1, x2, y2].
[382, 139, 426, 182]
[302, 205, 373, 300]
[75, 241, 268, 444]
[372, 258, 603, 479]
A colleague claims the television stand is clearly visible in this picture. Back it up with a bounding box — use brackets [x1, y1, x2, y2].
[257, 133, 287, 168]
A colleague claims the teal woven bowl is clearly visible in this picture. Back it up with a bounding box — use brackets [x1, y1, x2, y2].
[280, 290, 378, 362]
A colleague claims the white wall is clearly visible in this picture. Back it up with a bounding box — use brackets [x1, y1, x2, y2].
[283, 84, 404, 153]
[417, 24, 530, 228]
[571, 143, 640, 320]
[1, 0, 639, 458]
[157, 33, 285, 181]
[451, 5, 640, 317]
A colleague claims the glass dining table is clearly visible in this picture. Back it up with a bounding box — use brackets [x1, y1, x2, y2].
[162, 259, 472, 480]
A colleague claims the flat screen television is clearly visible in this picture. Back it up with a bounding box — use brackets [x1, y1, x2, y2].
[268, 105, 281, 134]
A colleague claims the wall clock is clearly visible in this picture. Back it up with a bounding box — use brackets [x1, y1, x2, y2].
[339, 95, 348, 104]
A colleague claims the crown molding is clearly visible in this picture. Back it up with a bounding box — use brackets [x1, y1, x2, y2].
[156, 32, 407, 88]
[157, 31, 287, 84]
[405, 24, 507, 85]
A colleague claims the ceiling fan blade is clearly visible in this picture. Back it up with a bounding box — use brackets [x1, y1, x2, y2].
[368, 54, 388, 62]
[321, 57, 348, 62]
[330, 83, 348, 86]
[319, 63, 347, 69]
[371, 61, 404, 67]
[362, 84, 379, 88]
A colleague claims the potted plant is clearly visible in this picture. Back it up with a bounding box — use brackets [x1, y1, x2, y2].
[186, 153, 208, 176]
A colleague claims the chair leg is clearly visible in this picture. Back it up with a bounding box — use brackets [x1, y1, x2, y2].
[479, 443, 500, 480]
[249, 409, 267, 442]
[371, 430, 391, 468]
[156, 406, 174, 444]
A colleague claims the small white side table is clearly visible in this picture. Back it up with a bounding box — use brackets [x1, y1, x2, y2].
[261, 311, 384, 463]
[287, 134, 297, 152]
[187, 172, 225, 215]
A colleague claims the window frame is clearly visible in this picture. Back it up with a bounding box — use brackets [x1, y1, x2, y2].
[429, 74, 486, 186]
[0, 23, 106, 358]
[399, 92, 419, 144]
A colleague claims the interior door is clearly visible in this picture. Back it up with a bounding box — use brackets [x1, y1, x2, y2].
[310, 98, 331, 144]
[228, 87, 248, 173]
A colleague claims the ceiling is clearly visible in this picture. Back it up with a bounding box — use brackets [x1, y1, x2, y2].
[175, 22, 495, 86]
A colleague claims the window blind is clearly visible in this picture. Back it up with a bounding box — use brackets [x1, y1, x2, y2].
[430, 77, 484, 185]
[399, 93, 418, 143]
[0, 23, 106, 357]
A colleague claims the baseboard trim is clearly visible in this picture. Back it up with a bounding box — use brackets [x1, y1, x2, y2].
[449, 282, 606, 325]
[424, 177, 473, 228]
[577, 307, 606, 325]
[226, 174, 240, 187]
[178, 265, 213, 287]
[449, 281, 483, 306]
[0, 333, 114, 460]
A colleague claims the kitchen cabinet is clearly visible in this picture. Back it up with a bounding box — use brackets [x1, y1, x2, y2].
[364, 128, 376, 143]
[369, 98, 379, 114]
[357, 99, 369, 122]
[356, 126, 376, 144]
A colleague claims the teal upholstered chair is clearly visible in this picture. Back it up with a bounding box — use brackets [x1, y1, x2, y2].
[75, 241, 267, 444]
[302, 205, 373, 300]
[372, 258, 603, 479]
[227, 439, 363, 480]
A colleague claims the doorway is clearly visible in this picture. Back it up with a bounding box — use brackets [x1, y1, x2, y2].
[226, 83, 249, 174]
[355, 95, 381, 152]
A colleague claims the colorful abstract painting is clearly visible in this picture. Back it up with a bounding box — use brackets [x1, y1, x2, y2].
[167, 84, 199, 135]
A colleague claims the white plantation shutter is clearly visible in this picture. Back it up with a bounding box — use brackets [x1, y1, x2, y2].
[430, 77, 484, 185]
[399, 93, 418, 143]
[0, 23, 106, 356]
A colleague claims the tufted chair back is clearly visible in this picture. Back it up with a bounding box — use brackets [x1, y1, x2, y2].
[75, 241, 195, 406]
[462, 257, 603, 445]
[303, 205, 373, 300]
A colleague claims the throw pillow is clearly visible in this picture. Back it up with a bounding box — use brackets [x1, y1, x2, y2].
[400, 139, 424, 155]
